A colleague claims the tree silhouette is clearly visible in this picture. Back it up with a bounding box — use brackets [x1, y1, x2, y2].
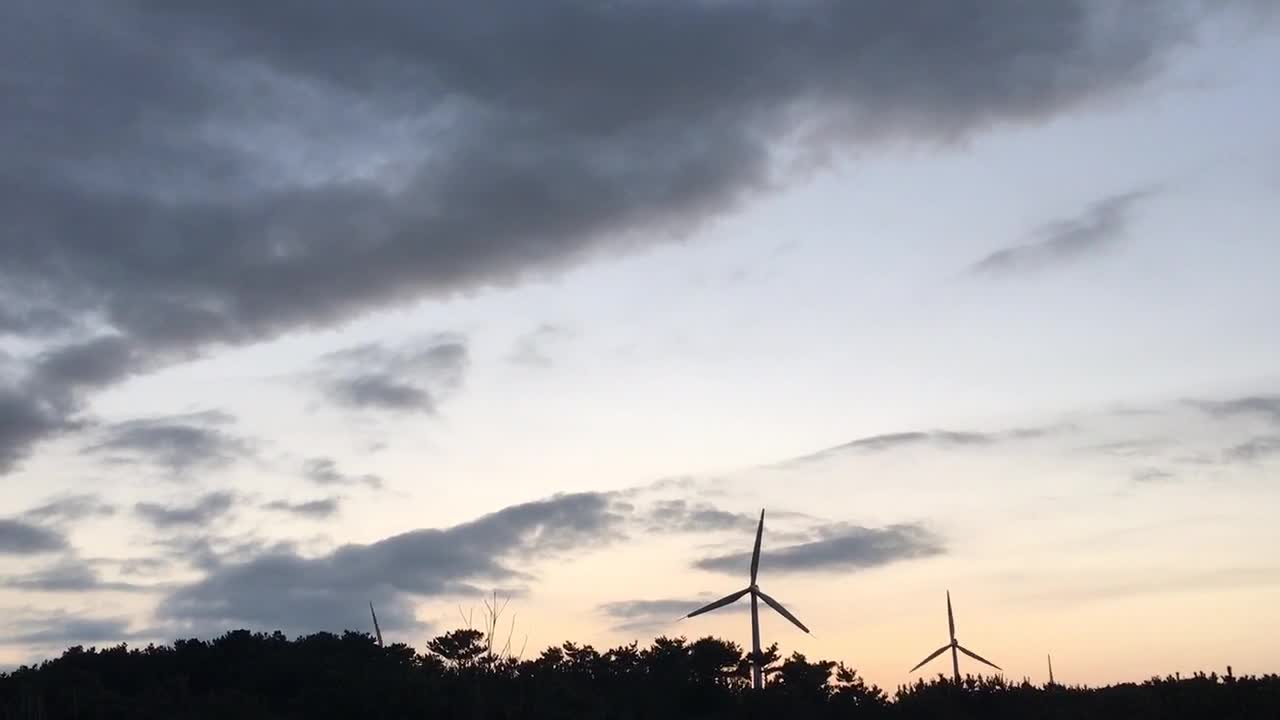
[426, 628, 486, 669]
[1, 627, 1276, 719]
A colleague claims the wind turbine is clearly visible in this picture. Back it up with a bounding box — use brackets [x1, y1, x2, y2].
[682, 509, 810, 690]
[1047, 654, 1055, 685]
[909, 591, 1001, 683]
[370, 601, 384, 648]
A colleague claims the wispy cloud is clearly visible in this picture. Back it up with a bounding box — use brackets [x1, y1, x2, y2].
[970, 189, 1154, 275]
[1131, 467, 1176, 484]
[23, 494, 116, 524]
[157, 492, 625, 636]
[0, 611, 143, 649]
[84, 410, 254, 478]
[642, 500, 759, 534]
[1189, 395, 1280, 425]
[776, 426, 1063, 467]
[1222, 435, 1280, 463]
[598, 596, 747, 634]
[302, 457, 383, 490]
[3, 558, 148, 593]
[315, 335, 468, 414]
[135, 492, 237, 529]
[508, 324, 573, 369]
[262, 497, 341, 519]
[694, 522, 944, 575]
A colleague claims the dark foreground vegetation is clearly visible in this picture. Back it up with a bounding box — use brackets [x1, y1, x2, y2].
[2, 629, 1276, 719]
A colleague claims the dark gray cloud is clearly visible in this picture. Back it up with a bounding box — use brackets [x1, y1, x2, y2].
[263, 497, 341, 519]
[0, 386, 69, 474]
[0, 0, 1239, 473]
[0, 306, 74, 338]
[157, 492, 625, 636]
[0, 519, 68, 555]
[135, 492, 237, 529]
[84, 410, 253, 476]
[695, 522, 943, 575]
[316, 336, 468, 414]
[23, 494, 117, 523]
[32, 335, 148, 394]
[302, 457, 384, 489]
[3, 558, 147, 593]
[970, 189, 1154, 275]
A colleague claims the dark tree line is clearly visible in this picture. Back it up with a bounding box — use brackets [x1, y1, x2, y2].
[1, 628, 1276, 719]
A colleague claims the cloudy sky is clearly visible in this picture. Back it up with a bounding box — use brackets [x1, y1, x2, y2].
[2, 0, 1278, 687]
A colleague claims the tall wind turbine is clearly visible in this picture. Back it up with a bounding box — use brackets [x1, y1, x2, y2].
[909, 591, 1001, 683]
[683, 509, 810, 690]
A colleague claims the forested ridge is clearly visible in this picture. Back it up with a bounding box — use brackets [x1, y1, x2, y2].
[1, 628, 1275, 719]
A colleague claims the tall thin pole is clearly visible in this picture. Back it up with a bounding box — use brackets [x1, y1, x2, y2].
[749, 509, 766, 690]
[1048, 654, 1055, 685]
[750, 590, 763, 689]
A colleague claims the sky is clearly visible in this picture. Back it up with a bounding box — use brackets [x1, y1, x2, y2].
[2, 0, 1279, 689]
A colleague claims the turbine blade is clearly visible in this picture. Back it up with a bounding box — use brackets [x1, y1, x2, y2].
[957, 644, 1002, 671]
[946, 591, 955, 638]
[750, 509, 765, 584]
[685, 587, 751, 619]
[909, 644, 951, 673]
[754, 588, 810, 634]
[369, 601, 384, 648]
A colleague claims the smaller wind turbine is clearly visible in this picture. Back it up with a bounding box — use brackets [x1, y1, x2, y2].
[1047, 654, 1055, 685]
[909, 591, 1001, 683]
[683, 509, 810, 690]
[370, 601, 384, 648]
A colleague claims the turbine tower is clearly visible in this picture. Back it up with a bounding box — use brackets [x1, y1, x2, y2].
[1047, 653, 1055, 685]
[683, 509, 810, 690]
[909, 591, 1001, 683]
